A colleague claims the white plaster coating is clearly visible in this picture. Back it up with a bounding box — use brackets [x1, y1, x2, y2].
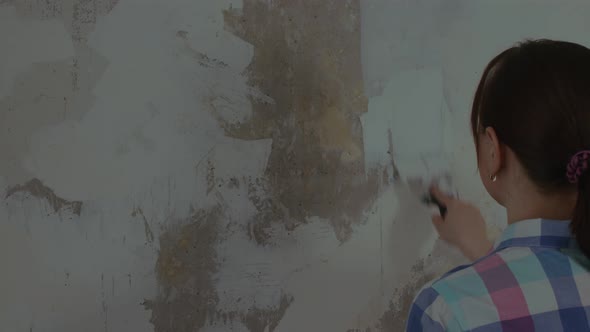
[362, 68, 452, 184]
[275, 186, 443, 331]
[0, 0, 253, 330]
[0, 6, 75, 98]
[25, 0, 249, 202]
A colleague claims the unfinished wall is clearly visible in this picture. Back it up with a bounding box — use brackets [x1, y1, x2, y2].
[1, 0, 590, 331]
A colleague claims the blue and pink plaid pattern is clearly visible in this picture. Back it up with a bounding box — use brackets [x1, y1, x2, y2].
[407, 219, 590, 331]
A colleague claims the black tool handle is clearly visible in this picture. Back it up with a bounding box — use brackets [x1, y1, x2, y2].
[421, 193, 447, 218]
[430, 193, 447, 217]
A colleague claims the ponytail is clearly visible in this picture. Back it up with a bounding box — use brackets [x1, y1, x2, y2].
[568, 150, 590, 258]
[572, 173, 590, 258]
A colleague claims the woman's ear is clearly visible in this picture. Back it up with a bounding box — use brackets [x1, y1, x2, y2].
[485, 126, 503, 177]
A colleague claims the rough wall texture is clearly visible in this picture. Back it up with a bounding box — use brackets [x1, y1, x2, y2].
[219, 0, 379, 244]
[1, 0, 589, 331]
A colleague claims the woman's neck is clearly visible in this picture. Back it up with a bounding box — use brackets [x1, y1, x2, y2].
[505, 187, 577, 224]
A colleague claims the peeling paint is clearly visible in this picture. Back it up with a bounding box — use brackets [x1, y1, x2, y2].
[177, 30, 229, 69]
[245, 177, 284, 246]
[219, 0, 379, 243]
[6, 178, 83, 215]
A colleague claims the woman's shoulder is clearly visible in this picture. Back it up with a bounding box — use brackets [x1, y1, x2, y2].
[430, 246, 563, 301]
[409, 245, 590, 331]
[407, 249, 519, 331]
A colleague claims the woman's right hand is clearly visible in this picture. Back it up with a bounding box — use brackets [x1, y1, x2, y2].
[430, 186, 493, 261]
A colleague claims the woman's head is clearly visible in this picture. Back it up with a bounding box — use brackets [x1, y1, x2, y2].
[471, 39, 590, 256]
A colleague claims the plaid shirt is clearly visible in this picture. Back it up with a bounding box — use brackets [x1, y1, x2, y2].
[407, 219, 590, 331]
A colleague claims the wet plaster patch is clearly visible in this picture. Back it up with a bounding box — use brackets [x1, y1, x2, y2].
[219, 0, 379, 243]
[6, 178, 83, 215]
[377, 260, 436, 331]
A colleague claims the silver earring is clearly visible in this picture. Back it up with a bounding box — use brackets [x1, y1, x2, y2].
[489, 174, 497, 182]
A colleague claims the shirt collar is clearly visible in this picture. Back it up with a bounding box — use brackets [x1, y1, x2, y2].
[493, 218, 576, 251]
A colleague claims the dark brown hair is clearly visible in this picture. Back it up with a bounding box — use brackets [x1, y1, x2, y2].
[471, 39, 590, 257]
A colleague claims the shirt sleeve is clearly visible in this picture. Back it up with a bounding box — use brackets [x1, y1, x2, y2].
[406, 286, 459, 332]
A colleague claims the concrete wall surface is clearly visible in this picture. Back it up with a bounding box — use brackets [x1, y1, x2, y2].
[1, 0, 589, 331]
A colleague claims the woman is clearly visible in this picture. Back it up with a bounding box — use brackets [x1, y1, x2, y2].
[407, 39, 590, 331]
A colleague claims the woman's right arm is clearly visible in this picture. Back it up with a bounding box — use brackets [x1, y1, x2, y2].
[429, 186, 493, 261]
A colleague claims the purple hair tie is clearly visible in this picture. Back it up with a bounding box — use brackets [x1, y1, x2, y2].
[566, 150, 590, 184]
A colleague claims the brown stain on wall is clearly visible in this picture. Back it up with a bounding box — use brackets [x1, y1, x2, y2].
[146, 205, 293, 331]
[219, 0, 379, 243]
[6, 178, 83, 215]
[245, 177, 285, 246]
[145, 206, 221, 332]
